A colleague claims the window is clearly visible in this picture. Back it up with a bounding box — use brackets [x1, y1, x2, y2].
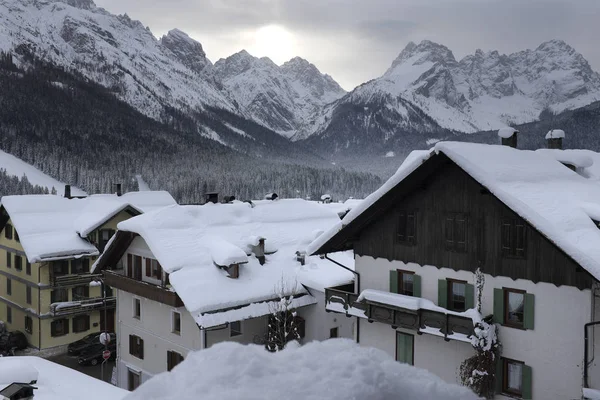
[133, 298, 141, 319]
[98, 229, 115, 252]
[51, 288, 68, 303]
[71, 258, 90, 274]
[447, 279, 467, 312]
[167, 350, 184, 371]
[494, 288, 534, 330]
[445, 213, 467, 252]
[25, 316, 32, 334]
[25, 261, 31, 275]
[146, 259, 162, 279]
[14, 255, 22, 271]
[52, 261, 69, 277]
[6, 277, 11, 295]
[26, 286, 31, 305]
[4, 223, 12, 240]
[6, 252, 11, 268]
[133, 256, 143, 280]
[501, 218, 527, 258]
[51, 318, 69, 337]
[397, 211, 417, 245]
[6, 305, 11, 323]
[396, 332, 414, 365]
[14, 230, 19, 243]
[129, 335, 144, 359]
[172, 311, 181, 335]
[72, 285, 89, 301]
[398, 270, 415, 296]
[230, 321, 242, 337]
[128, 369, 141, 391]
[73, 315, 90, 333]
[329, 327, 338, 338]
[499, 358, 532, 398]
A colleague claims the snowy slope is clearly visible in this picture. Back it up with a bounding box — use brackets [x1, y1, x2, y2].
[300, 40, 600, 148]
[214, 51, 346, 137]
[124, 340, 479, 400]
[0, 149, 86, 195]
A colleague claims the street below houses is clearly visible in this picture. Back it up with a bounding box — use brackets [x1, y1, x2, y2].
[47, 353, 116, 384]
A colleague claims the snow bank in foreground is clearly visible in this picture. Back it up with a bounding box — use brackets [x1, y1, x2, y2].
[124, 340, 479, 400]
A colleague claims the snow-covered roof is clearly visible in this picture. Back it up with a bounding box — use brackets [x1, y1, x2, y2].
[1, 191, 176, 263]
[310, 142, 600, 282]
[498, 127, 518, 138]
[123, 340, 479, 400]
[99, 199, 353, 326]
[545, 129, 565, 139]
[0, 357, 127, 400]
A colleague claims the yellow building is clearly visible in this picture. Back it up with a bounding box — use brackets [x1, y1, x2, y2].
[0, 188, 176, 350]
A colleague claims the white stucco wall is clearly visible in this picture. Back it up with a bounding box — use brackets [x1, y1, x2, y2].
[297, 290, 354, 342]
[356, 255, 592, 400]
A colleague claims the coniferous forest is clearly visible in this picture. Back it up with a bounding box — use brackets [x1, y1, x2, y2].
[0, 50, 382, 202]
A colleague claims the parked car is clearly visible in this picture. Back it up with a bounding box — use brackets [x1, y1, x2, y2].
[68, 332, 115, 355]
[0, 330, 28, 352]
[78, 343, 117, 366]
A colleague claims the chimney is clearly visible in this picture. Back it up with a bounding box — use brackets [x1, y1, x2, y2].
[64, 185, 71, 199]
[545, 129, 565, 149]
[252, 238, 266, 265]
[205, 192, 219, 204]
[115, 183, 122, 196]
[226, 264, 240, 279]
[498, 127, 519, 148]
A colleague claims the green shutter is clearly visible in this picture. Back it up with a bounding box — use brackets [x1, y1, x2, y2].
[522, 364, 532, 399]
[438, 279, 447, 308]
[396, 333, 414, 365]
[465, 283, 474, 310]
[495, 356, 503, 394]
[524, 293, 535, 330]
[390, 270, 399, 294]
[413, 275, 421, 297]
[493, 288, 504, 324]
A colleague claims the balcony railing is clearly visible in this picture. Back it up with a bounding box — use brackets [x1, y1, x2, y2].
[325, 286, 475, 342]
[51, 273, 103, 287]
[49, 296, 116, 316]
[103, 270, 184, 307]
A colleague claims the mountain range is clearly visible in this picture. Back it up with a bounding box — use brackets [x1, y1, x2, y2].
[1, 0, 600, 181]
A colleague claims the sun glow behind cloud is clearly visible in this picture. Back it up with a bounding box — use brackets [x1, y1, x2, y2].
[245, 24, 297, 64]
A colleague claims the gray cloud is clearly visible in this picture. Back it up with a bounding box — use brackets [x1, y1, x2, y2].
[94, 0, 600, 90]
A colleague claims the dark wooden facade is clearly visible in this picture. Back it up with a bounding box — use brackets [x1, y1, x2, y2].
[318, 153, 595, 290]
[103, 270, 184, 307]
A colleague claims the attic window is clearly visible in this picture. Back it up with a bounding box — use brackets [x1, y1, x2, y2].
[501, 218, 527, 258]
[226, 264, 240, 279]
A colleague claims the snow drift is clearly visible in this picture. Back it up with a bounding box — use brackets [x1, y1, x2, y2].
[124, 340, 479, 400]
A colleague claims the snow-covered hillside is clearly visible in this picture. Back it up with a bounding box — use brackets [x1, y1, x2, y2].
[300, 39, 600, 148]
[214, 51, 346, 137]
[124, 340, 479, 400]
[0, 149, 86, 195]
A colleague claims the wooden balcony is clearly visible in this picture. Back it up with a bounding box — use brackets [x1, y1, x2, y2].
[51, 273, 103, 287]
[103, 270, 184, 307]
[325, 286, 475, 341]
[49, 296, 116, 317]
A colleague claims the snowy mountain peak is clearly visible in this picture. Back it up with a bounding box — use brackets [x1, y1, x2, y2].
[46, 0, 96, 10]
[390, 40, 456, 71]
[160, 29, 211, 74]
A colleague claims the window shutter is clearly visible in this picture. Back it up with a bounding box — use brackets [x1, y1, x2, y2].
[522, 364, 532, 399]
[129, 335, 134, 355]
[413, 275, 421, 297]
[65, 319, 69, 335]
[456, 216, 467, 252]
[438, 280, 447, 308]
[465, 283, 474, 309]
[389, 270, 399, 294]
[145, 258, 151, 277]
[495, 356, 503, 394]
[397, 212, 406, 241]
[493, 288, 504, 324]
[127, 254, 133, 277]
[524, 293, 535, 330]
[501, 221, 511, 256]
[407, 213, 416, 244]
[445, 216, 454, 250]
[139, 338, 144, 359]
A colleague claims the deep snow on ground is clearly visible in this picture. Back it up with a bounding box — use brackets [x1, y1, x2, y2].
[124, 340, 479, 400]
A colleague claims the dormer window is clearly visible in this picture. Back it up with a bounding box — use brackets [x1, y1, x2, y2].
[226, 264, 240, 279]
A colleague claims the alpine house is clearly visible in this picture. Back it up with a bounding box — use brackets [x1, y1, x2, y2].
[308, 130, 600, 400]
[92, 199, 354, 391]
[0, 186, 176, 350]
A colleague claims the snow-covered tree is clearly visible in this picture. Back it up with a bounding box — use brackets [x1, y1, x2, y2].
[459, 268, 501, 398]
[265, 277, 301, 352]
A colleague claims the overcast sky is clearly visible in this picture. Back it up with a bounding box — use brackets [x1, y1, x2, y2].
[95, 0, 599, 91]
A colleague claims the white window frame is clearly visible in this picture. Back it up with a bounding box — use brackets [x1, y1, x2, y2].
[171, 310, 181, 335]
[230, 320, 242, 337]
[133, 297, 141, 320]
